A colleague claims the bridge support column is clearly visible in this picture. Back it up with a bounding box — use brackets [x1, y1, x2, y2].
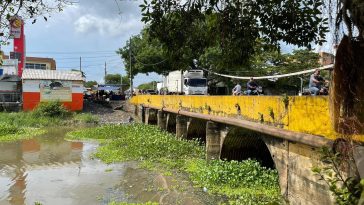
[137, 105, 144, 123]
[157, 110, 167, 130]
[176, 115, 188, 139]
[206, 121, 221, 160]
[145, 108, 157, 125]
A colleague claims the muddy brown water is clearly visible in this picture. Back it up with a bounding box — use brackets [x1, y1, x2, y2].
[0, 128, 224, 205]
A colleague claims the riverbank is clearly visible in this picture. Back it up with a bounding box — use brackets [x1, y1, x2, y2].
[0, 102, 98, 142]
[67, 124, 283, 204]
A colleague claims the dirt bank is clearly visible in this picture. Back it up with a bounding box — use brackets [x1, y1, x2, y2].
[83, 100, 133, 124]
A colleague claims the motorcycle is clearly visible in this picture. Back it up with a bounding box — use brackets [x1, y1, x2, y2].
[244, 86, 263, 95]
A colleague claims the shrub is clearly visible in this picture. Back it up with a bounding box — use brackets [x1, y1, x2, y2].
[32, 101, 71, 118]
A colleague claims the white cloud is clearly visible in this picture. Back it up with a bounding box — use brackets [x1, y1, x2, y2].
[74, 14, 143, 37]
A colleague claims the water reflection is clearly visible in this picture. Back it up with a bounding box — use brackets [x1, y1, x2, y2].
[0, 128, 125, 205]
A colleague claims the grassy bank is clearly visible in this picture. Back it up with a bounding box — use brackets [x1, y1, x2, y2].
[66, 124, 282, 204]
[0, 102, 98, 142]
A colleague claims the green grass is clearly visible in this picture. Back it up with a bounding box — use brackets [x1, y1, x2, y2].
[66, 124, 283, 204]
[0, 103, 98, 142]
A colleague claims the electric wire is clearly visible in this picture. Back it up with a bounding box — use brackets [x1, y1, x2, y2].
[201, 64, 334, 80]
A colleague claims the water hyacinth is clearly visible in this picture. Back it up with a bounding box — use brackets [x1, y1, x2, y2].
[66, 123, 282, 204]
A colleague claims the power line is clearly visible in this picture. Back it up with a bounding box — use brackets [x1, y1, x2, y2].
[201, 64, 334, 80]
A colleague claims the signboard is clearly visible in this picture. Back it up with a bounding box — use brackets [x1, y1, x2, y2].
[9, 16, 22, 39]
[40, 80, 72, 102]
[0, 59, 18, 75]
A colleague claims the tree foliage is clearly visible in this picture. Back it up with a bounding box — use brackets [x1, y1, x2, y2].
[104, 74, 130, 86]
[0, 0, 72, 44]
[139, 0, 328, 73]
[137, 81, 157, 90]
[84, 81, 98, 88]
[116, 29, 170, 77]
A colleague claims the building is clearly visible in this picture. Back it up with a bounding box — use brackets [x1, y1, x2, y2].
[25, 57, 56, 70]
[319, 52, 335, 66]
[22, 69, 84, 111]
[2, 54, 57, 70]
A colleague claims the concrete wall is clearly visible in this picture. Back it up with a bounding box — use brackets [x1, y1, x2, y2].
[130, 95, 364, 141]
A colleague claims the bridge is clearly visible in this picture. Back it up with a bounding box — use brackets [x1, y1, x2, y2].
[130, 95, 364, 205]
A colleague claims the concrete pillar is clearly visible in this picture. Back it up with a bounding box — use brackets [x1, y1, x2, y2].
[157, 110, 167, 130]
[137, 105, 145, 123]
[206, 121, 221, 160]
[144, 108, 150, 124]
[176, 115, 188, 139]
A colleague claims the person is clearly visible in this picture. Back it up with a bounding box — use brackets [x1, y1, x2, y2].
[309, 69, 328, 95]
[232, 82, 242, 96]
[246, 77, 258, 95]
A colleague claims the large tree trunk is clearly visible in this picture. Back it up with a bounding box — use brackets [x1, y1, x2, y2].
[331, 36, 364, 135]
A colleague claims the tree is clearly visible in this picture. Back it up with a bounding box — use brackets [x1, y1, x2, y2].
[138, 81, 157, 90]
[84, 81, 97, 88]
[140, 0, 328, 73]
[117, 29, 170, 77]
[0, 0, 72, 44]
[104, 74, 122, 84]
[328, 0, 364, 136]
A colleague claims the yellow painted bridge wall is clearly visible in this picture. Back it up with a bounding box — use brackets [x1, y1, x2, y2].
[131, 95, 363, 141]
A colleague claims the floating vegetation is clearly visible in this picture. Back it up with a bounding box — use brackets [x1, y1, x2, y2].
[0, 123, 46, 142]
[66, 123, 282, 204]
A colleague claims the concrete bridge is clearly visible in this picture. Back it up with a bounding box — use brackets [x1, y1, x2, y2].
[130, 95, 364, 205]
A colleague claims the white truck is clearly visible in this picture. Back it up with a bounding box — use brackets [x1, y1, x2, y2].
[163, 70, 208, 95]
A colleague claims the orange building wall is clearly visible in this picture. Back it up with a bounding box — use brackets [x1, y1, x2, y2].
[23, 92, 83, 111]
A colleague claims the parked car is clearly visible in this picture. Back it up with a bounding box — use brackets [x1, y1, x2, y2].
[146, 89, 157, 95]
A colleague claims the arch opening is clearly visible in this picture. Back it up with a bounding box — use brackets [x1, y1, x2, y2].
[166, 113, 176, 133]
[187, 119, 206, 144]
[221, 127, 275, 169]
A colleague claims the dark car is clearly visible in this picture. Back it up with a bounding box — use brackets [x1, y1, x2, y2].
[146, 89, 157, 95]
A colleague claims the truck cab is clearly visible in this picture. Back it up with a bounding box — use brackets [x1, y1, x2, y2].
[183, 70, 208, 95]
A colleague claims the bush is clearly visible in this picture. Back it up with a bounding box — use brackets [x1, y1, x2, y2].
[33, 101, 71, 118]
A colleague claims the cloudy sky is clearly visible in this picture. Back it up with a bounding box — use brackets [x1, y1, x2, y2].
[2, 0, 162, 86]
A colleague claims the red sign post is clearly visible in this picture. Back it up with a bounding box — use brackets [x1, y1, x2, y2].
[10, 16, 25, 77]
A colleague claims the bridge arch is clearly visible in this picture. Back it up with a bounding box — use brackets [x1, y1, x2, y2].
[187, 118, 206, 143]
[220, 127, 275, 169]
[166, 113, 176, 133]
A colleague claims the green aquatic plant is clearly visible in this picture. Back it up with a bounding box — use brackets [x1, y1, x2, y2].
[185, 159, 282, 204]
[67, 124, 282, 204]
[67, 124, 204, 165]
[0, 123, 46, 142]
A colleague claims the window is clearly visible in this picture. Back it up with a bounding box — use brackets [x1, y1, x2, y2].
[25, 63, 47, 70]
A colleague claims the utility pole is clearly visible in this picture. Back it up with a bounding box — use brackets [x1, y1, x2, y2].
[79, 57, 82, 71]
[129, 37, 133, 95]
[104, 61, 107, 80]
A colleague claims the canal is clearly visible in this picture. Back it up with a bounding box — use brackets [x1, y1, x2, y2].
[0, 127, 224, 205]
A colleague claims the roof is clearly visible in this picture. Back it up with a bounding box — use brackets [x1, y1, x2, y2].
[22, 69, 84, 81]
[0, 74, 21, 82]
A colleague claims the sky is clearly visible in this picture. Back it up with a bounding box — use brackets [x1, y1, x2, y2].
[1, 0, 162, 86]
